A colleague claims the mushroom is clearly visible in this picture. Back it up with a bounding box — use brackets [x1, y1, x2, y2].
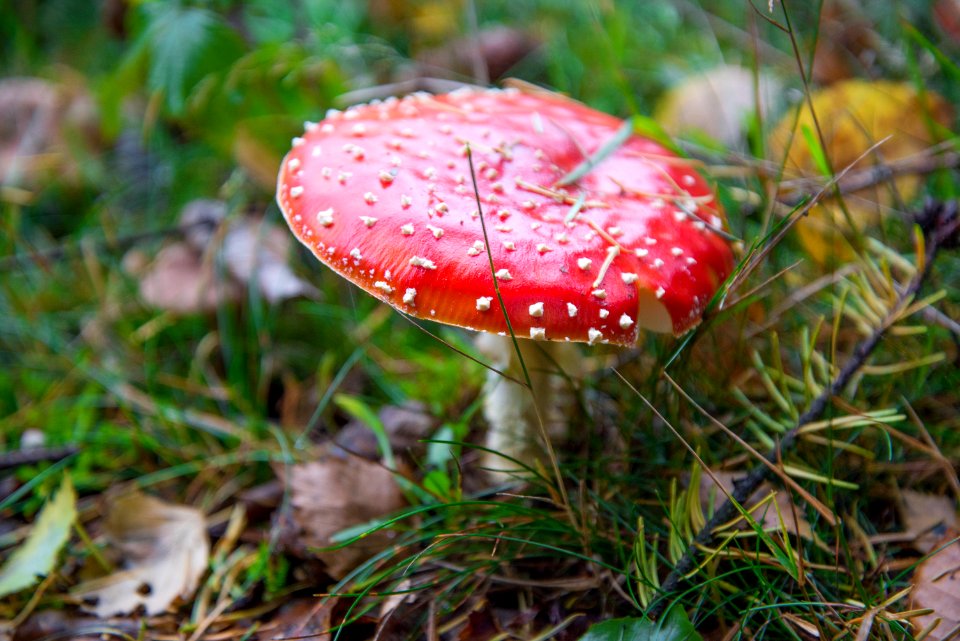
[276, 88, 735, 479]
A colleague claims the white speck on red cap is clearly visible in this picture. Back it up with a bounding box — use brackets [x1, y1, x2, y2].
[495, 268, 512, 280]
[529, 302, 544, 317]
[476, 296, 492, 311]
[316, 208, 334, 226]
[530, 327, 546, 340]
[374, 281, 393, 293]
[409, 256, 437, 269]
[403, 288, 417, 305]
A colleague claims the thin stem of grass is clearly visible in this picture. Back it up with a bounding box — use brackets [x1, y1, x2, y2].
[648, 204, 960, 619]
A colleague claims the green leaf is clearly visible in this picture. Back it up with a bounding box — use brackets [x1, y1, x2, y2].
[799, 123, 831, 177]
[140, 4, 245, 115]
[578, 606, 701, 641]
[0, 475, 77, 598]
[333, 394, 394, 470]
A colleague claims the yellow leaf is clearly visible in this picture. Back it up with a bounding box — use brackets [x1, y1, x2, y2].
[770, 80, 951, 264]
[0, 475, 76, 598]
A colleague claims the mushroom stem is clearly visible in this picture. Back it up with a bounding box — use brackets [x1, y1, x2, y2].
[475, 334, 580, 481]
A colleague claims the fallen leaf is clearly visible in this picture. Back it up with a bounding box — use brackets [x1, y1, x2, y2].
[135, 242, 241, 313]
[221, 217, 317, 304]
[286, 455, 406, 579]
[656, 65, 782, 148]
[73, 491, 209, 617]
[332, 401, 435, 461]
[699, 472, 815, 541]
[131, 200, 316, 313]
[0, 475, 76, 599]
[909, 531, 960, 640]
[900, 490, 959, 553]
[770, 80, 952, 264]
[0, 76, 100, 189]
[256, 597, 333, 641]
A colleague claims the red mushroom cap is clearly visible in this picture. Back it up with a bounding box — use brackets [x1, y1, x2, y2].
[277, 88, 734, 345]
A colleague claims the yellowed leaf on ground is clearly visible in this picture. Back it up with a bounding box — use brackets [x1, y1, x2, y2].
[700, 471, 814, 541]
[0, 475, 76, 598]
[909, 531, 960, 640]
[770, 80, 951, 264]
[286, 456, 406, 579]
[73, 492, 209, 617]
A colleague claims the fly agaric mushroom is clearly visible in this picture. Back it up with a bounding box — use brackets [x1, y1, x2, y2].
[277, 88, 734, 478]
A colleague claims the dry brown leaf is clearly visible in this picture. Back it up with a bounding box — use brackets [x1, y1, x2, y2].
[221, 217, 317, 304]
[901, 490, 959, 553]
[287, 456, 406, 579]
[909, 530, 960, 640]
[655, 65, 782, 148]
[134, 242, 241, 313]
[73, 492, 209, 617]
[257, 598, 334, 641]
[770, 80, 952, 264]
[131, 200, 315, 313]
[0, 76, 100, 189]
[700, 472, 815, 541]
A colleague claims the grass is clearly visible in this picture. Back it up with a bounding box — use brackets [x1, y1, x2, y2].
[2, 0, 960, 639]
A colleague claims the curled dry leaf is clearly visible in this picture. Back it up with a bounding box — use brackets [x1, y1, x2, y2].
[770, 80, 952, 264]
[73, 492, 209, 617]
[909, 530, 960, 640]
[700, 471, 815, 541]
[286, 455, 406, 579]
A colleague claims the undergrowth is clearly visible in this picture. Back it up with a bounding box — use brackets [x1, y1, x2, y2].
[2, 1, 960, 640]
